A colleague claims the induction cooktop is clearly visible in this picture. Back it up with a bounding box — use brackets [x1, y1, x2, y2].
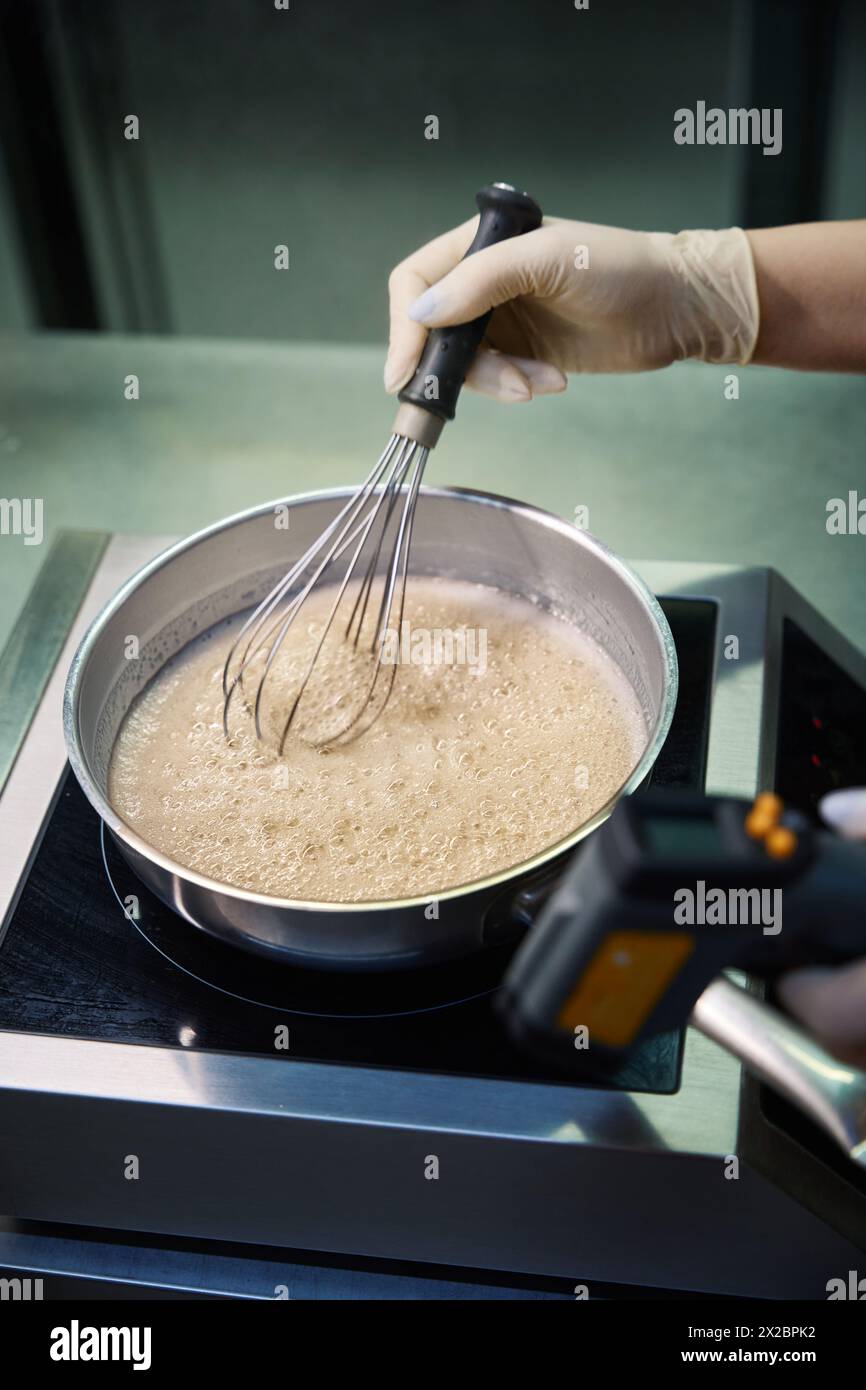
[2, 534, 866, 1298]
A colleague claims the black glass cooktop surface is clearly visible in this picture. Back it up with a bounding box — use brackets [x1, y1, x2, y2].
[0, 598, 716, 1094]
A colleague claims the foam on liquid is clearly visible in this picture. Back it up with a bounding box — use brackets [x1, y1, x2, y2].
[108, 578, 647, 902]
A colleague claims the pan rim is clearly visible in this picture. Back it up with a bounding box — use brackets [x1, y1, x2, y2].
[63, 484, 679, 914]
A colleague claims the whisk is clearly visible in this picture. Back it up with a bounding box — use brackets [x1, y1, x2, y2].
[223, 183, 542, 754]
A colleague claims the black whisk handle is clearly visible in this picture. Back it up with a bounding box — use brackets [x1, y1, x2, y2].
[397, 183, 543, 425]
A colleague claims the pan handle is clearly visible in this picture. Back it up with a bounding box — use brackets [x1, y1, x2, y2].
[481, 859, 565, 948]
[396, 182, 542, 427]
[691, 975, 866, 1166]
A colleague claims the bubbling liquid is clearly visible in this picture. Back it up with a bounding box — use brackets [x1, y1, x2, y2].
[108, 578, 647, 902]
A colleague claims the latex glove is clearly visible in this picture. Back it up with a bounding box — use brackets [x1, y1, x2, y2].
[776, 788, 866, 1068]
[385, 216, 760, 402]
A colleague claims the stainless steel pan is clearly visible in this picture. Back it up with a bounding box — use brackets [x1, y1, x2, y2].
[63, 487, 678, 971]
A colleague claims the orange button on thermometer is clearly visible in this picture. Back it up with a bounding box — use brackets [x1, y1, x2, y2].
[744, 791, 784, 841]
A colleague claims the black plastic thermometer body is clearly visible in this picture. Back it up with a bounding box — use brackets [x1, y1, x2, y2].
[394, 183, 542, 445]
[498, 789, 866, 1077]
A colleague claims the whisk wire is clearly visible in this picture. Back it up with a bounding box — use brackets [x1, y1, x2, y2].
[222, 429, 429, 753]
[221, 433, 402, 737]
[294, 439, 428, 751]
[226, 435, 399, 685]
[343, 441, 416, 649]
[267, 437, 416, 748]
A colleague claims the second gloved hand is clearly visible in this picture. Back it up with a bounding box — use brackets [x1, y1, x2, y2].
[776, 787, 866, 1068]
[385, 215, 760, 402]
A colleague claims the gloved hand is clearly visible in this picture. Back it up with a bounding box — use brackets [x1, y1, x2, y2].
[385, 216, 760, 402]
[777, 788, 866, 1068]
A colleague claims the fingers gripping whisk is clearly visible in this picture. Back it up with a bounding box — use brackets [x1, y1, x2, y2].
[222, 434, 429, 754]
